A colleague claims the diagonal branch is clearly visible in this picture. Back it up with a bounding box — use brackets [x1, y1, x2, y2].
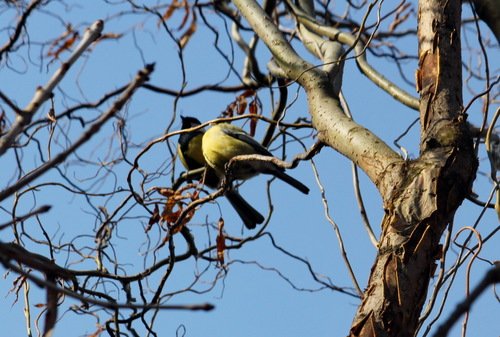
[287, 1, 419, 110]
[0, 64, 154, 202]
[232, 0, 402, 197]
[432, 264, 500, 337]
[232, 0, 313, 80]
[0, 0, 44, 60]
[0, 20, 104, 156]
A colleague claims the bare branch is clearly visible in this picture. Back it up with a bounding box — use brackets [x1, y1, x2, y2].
[287, 1, 419, 110]
[234, 0, 402, 196]
[311, 158, 363, 297]
[0, 20, 104, 156]
[0, 63, 154, 202]
[431, 264, 500, 337]
[228, 140, 323, 171]
[0, 205, 51, 231]
[0, 252, 214, 312]
[0, 0, 43, 60]
[232, 0, 314, 80]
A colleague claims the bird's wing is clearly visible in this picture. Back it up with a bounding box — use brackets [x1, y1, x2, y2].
[221, 126, 273, 156]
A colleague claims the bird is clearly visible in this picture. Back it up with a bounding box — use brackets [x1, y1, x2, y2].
[202, 122, 310, 194]
[177, 116, 265, 229]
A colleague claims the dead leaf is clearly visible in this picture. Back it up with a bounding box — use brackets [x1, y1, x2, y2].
[216, 218, 226, 266]
[47, 30, 79, 59]
[177, 0, 191, 31]
[160, 0, 180, 22]
[241, 89, 255, 98]
[179, 13, 197, 49]
[249, 99, 258, 136]
[237, 94, 247, 115]
[146, 204, 160, 231]
[224, 102, 236, 117]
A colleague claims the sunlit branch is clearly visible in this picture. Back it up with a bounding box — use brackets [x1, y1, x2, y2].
[339, 91, 378, 247]
[228, 140, 323, 171]
[232, 0, 314, 80]
[287, 1, 419, 110]
[0, 63, 154, 202]
[234, 0, 402, 195]
[0, 20, 104, 156]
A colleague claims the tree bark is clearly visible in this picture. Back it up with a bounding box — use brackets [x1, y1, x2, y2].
[349, 1, 477, 337]
[232, 1, 477, 335]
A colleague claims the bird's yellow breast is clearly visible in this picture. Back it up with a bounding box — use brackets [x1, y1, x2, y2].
[178, 132, 205, 170]
[202, 123, 256, 177]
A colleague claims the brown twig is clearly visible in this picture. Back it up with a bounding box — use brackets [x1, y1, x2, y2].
[0, 0, 44, 60]
[0, 20, 104, 156]
[431, 264, 500, 337]
[0, 205, 51, 231]
[0, 63, 154, 202]
[228, 140, 323, 170]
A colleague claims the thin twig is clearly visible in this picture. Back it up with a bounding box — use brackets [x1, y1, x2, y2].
[431, 264, 500, 337]
[0, 205, 52, 231]
[0, 20, 104, 155]
[311, 158, 363, 297]
[228, 141, 324, 170]
[0, 0, 44, 60]
[453, 227, 483, 337]
[287, 1, 419, 110]
[0, 256, 214, 312]
[0, 64, 154, 202]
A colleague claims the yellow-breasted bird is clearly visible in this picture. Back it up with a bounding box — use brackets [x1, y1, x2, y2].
[177, 116, 265, 229]
[202, 122, 309, 194]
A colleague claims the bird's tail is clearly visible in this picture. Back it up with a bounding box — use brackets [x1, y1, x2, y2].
[225, 190, 265, 229]
[272, 170, 310, 194]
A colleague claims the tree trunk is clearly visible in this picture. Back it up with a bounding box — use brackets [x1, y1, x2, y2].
[349, 1, 478, 336]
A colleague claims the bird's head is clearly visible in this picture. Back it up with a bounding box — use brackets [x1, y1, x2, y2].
[180, 116, 202, 130]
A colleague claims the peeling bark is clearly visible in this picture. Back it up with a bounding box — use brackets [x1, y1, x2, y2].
[349, 1, 477, 337]
[232, 1, 478, 335]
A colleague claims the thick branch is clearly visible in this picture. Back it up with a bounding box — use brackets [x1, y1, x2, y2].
[469, 0, 500, 42]
[288, 2, 419, 110]
[233, 0, 402, 195]
[232, 0, 312, 80]
[417, 0, 464, 146]
[349, 1, 478, 337]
